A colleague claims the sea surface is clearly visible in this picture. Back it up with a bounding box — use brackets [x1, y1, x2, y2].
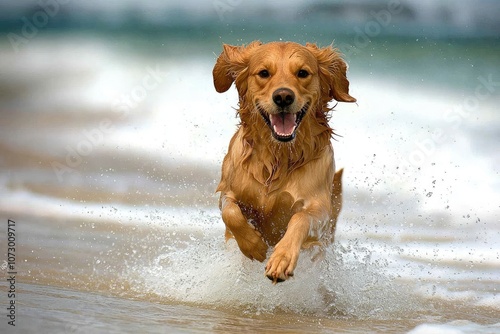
[0, 23, 499, 334]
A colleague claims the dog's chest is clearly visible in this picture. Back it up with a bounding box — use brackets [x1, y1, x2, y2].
[237, 175, 302, 218]
[238, 188, 301, 245]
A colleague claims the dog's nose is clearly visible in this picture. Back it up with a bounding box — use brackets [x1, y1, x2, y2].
[272, 88, 295, 108]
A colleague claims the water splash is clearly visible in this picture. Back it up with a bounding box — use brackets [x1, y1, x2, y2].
[122, 212, 422, 319]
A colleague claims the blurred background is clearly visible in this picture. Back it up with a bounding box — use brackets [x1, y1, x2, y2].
[0, 1, 499, 332]
[1, 0, 498, 214]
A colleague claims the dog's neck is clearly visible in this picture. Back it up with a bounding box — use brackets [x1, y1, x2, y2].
[239, 107, 333, 192]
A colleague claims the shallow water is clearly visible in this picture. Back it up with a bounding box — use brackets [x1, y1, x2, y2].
[0, 32, 499, 333]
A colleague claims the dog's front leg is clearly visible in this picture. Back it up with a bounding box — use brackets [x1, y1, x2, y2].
[220, 194, 268, 262]
[265, 208, 325, 283]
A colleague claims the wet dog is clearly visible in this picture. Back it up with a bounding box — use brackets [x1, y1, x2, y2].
[212, 41, 356, 283]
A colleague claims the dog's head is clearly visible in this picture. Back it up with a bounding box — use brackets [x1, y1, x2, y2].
[213, 41, 356, 143]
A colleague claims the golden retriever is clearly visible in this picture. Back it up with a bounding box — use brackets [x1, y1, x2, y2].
[212, 41, 356, 283]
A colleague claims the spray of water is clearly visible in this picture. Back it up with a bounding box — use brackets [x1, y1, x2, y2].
[119, 210, 422, 319]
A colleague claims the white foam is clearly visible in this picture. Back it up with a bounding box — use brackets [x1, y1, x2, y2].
[332, 78, 500, 219]
[407, 321, 500, 334]
[123, 211, 421, 319]
[475, 294, 500, 310]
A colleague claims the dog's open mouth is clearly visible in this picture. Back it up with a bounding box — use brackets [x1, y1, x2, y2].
[259, 104, 309, 142]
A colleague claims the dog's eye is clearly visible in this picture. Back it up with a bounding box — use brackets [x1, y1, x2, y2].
[297, 69, 309, 78]
[258, 69, 270, 78]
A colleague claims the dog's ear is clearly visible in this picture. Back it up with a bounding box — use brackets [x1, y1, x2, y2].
[306, 43, 356, 104]
[212, 41, 261, 93]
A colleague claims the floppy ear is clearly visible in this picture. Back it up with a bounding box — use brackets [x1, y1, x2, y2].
[212, 41, 262, 93]
[306, 43, 356, 104]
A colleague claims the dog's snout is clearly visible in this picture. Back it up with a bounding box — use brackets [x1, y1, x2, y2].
[272, 88, 295, 108]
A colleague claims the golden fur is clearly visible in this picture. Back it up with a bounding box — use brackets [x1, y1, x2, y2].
[212, 41, 356, 283]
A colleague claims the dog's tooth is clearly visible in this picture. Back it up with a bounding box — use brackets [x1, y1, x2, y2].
[273, 124, 297, 137]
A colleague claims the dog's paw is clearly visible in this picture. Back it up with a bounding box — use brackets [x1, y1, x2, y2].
[264, 245, 298, 284]
[234, 227, 268, 262]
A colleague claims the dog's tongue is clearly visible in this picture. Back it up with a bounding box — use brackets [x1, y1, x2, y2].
[270, 113, 296, 136]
